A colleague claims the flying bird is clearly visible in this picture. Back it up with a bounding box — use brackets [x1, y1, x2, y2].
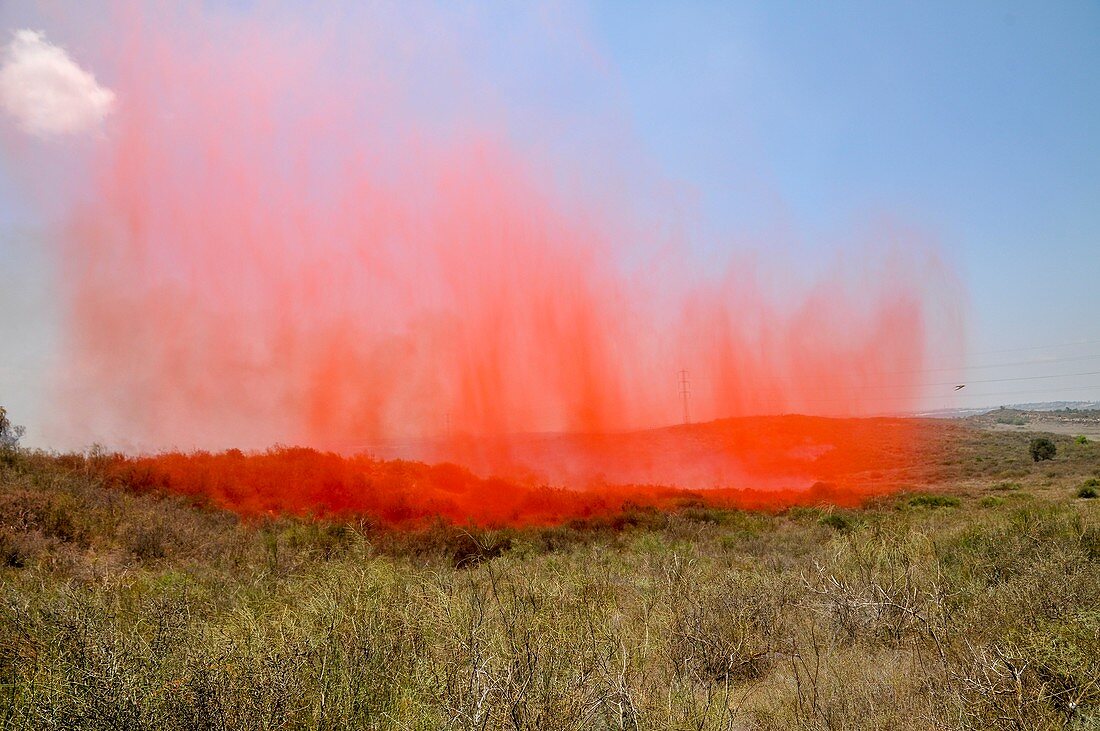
[954, 384, 966, 391]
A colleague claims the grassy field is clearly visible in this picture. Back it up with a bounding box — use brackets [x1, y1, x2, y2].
[1, 423, 1098, 729]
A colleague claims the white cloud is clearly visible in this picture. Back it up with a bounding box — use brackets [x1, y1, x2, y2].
[0, 29, 114, 138]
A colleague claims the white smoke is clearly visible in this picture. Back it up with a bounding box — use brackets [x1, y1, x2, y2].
[0, 29, 114, 138]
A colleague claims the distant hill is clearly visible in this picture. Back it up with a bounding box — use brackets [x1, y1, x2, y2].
[336, 414, 942, 492]
[917, 401, 1100, 419]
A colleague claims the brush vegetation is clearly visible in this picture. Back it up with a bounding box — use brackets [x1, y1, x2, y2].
[1, 426, 1099, 730]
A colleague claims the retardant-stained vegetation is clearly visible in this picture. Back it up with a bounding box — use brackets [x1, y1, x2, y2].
[1, 423, 1098, 729]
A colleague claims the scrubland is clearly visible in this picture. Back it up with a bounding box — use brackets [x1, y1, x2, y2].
[0, 424, 1098, 730]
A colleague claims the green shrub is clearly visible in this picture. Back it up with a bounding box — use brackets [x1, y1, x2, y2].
[992, 481, 1022, 491]
[1029, 437, 1057, 462]
[818, 512, 853, 532]
[1078, 478, 1100, 499]
[907, 493, 961, 508]
[1076, 435, 1090, 445]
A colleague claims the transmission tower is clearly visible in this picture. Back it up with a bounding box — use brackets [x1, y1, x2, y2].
[678, 369, 691, 425]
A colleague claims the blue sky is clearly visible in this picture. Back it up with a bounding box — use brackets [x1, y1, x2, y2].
[591, 1, 1099, 348]
[587, 0, 1100, 410]
[1, 1, 1099, 444]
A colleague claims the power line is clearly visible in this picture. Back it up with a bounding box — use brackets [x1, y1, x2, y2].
[823, 369, 1100, 390]
[946, 369, 1100, 386]
[678, 349, 1100, 381]
[791, 382, 1100, 406]
[669, 338, 1100, 418]
[936, 383, 1100, 401]
[968, 337, 1100, 356]
[691, 368, 1100, 391]
[885, 351, 1100, 375]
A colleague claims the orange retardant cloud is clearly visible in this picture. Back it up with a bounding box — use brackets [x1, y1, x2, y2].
[46, 5, 959, 523]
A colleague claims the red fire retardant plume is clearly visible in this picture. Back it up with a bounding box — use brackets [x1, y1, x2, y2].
[43, 5, 959, 525]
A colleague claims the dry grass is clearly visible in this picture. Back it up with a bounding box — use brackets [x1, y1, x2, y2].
[0, 425, 1098, 729]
